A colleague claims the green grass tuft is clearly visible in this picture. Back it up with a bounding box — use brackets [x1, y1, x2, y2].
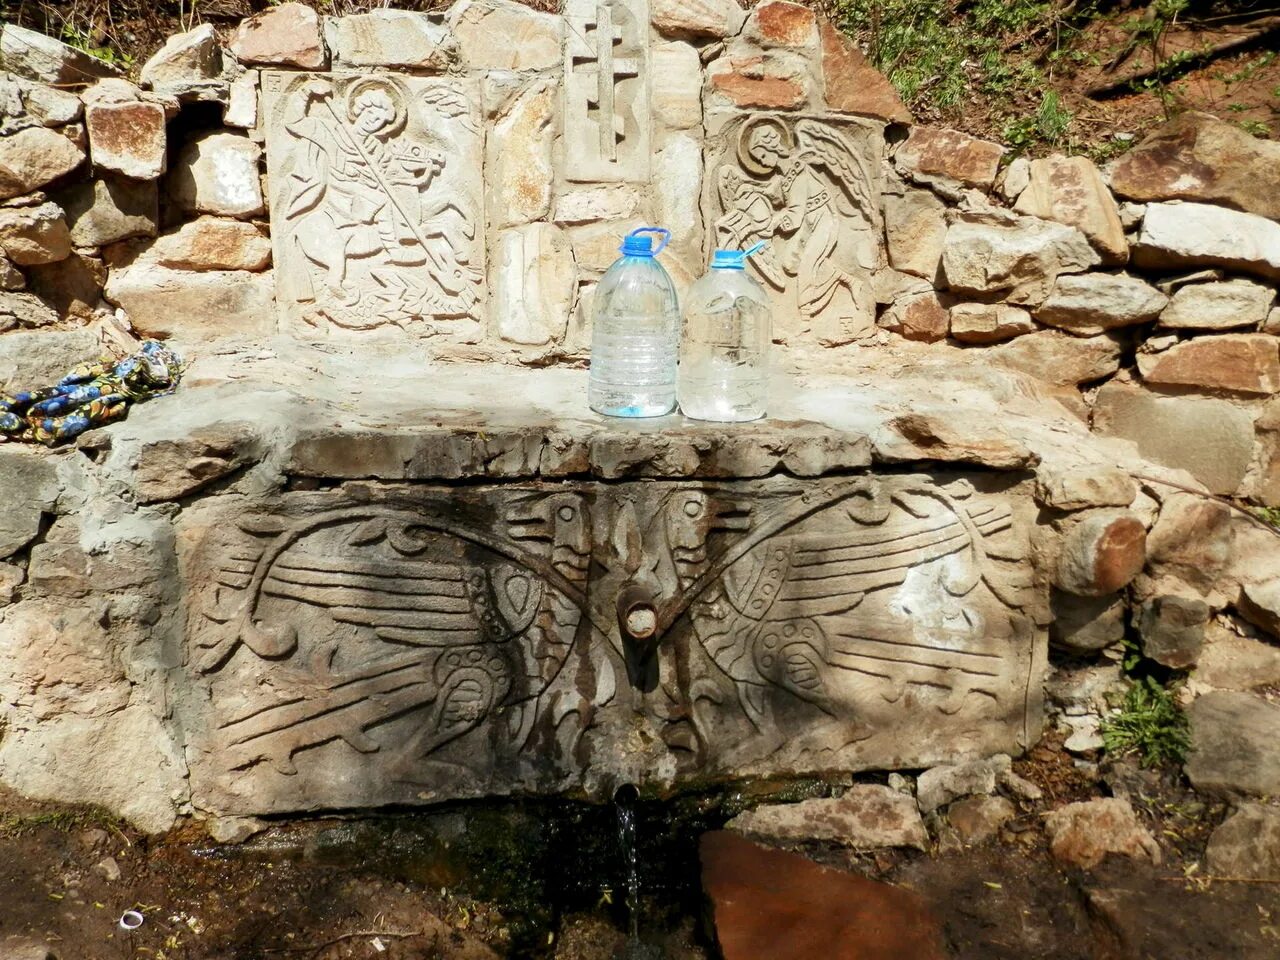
[1100, 676, 1191, 769]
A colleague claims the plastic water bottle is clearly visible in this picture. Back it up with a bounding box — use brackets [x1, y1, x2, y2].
[677, 243, 771, 422]
[588, 227, 680, 418]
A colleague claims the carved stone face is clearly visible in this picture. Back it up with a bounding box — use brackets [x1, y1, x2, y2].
[353, 90, 395, 137]
[748, 127, 785, 171]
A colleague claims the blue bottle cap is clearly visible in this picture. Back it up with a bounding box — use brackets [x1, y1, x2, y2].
[620, 226, 671, 257]
[711, 241, 766, 270]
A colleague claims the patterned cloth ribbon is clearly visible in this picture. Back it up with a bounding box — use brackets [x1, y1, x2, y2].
[0, 340, 183, 446]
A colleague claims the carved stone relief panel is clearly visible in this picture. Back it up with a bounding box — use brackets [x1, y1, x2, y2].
[180, 475, 1042, 816]
[262, 72, 485, 336]
[703, 112, 885, 344]
[563, 0, 650, 183]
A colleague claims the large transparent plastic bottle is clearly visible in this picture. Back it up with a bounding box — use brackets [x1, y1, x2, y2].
[678, 244, 771, 422]
[588, 227, 680, 418]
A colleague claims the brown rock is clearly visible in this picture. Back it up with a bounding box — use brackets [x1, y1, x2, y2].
[134, 422, 263, 503]
[1015, 155, 1127, 263]
[0, 290, 57, 328]
[884, 188, 945, 281]
[1140, 334, 1280, 396]
[27, 251, 105, 320]
[149, 217, 271, 272]
[949, 303, 1036, 344]
[879, 291, 948, 342]
[1056, 510, 1146, 596]
[728, 785, 928, 851]
[0, 125, 85, 201]
[0, 200, 70, 266]
[896, 126, 1005, 191]
[701, 831, 947, 960]
[1185, 692, 1280, 797]
[709, 58, 808, 109]
[85, 98, 166, 180]
[881, 412, 1037, 469]
[1108, 112, 1280, 222]
[1136, 595, 1209, 669]
[1158, 279, 1275, 331]
[988, 330, 1123, 387]
[1044, 798, 1161, 870]
[819, 22, 910, 123]
[746, 1, 817, 48]
[1206, 805, 1280, 881]
[230, 2, 326, 69]
[1034, 272, 1168, 335]
[1238, 581, 1280, 640]
[56, 176, 157, 247]
[1050, 591, 1126, 652]
[947, 795, 1016, 846]
[1146, 492, 1233, 597]
[1035, 464, 1137, 511]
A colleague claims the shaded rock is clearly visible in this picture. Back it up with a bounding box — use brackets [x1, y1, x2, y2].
[1, 74, 81, 128]
[1055, 510, 1146, 597]
[947, 795, 1016, 846]
[1133, 201, 1280, 283]
[745, 1, 818, 49]
[917, 755, 1011, 814]
[333, 10, 459, 71]
[1268, 308, 1280, 336]
[651, 0, 747, 39]
[488, 78, 555, 228]
[168, 132, 264, 218]
[0, 23, 121, 85]
[1050, 591, 1126, 653]
[819, 21, 910, 123]
[0, 288, 55, 330]
[134, 422, 264, 503]
[1036, 464, 1136, 511]
[1092, 382, 1254, 495]
[1000, 769, 1043, 801]
[700, 831, 947, 960]
[1108, 112, 1280, 222]
[1139, 334, 1280, 396]
[884, 188, 946, 281]
[93, 856, 121, 882]
[896, 126, 1004, 191]
[27, 250, 105, 320]
[0, 560, 23, 604]
[209, 816, 267, 845]
[651, 42, 702, 130]
[1195, 627, 1280, 691]
[1205, 804, 1280, 880]
[492, 223, 577, 348]
[1034, 273, 1168, 336]
[149, 217, 271, 272]
[0, 200, 70, 266]
[1239, 581, 1280, 640]
[988, 330, 1123, 386]
[450, 0, 561, 72]
[1185, 692, 1280, 796]
[1145, 492, 1234, 598]
[1044, 798, 1161, 869]
[1014, 155, 1127, 264]
[84, 94, 166, 180]
[949, 303, 1035, 344]
[1136, 595, 1209, 668]
[728, 784, 928, 851]
[0, 255, 22, 291]
[942, 216, 1100, 304]
[230, 2, 326, 69]
[57, 176, 157, 247]
[879, 291, 948, 343]
[879, 413, 1035, 469]
[104, 263, 274, 342]
[0, 326, 102, 388]
[1159, 279, 1276, 331]
[140, 24, 221, 92]
[0, 125, 85, 201]
[0, 446, 59, 557]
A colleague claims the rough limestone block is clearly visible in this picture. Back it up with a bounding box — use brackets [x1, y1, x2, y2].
[1092, 382, 1254, 495]
[707, 47, 813, 111]
[492, 223, 577, 347]
[85, 96, 167, 180]
[488, 78, 556, 228]
[168, 131, 264, 218]
[1239, 581, 1280, 640]
[1206, 805, 1280, 881]
[0, 125, 86, 201]
[1186, 692, 1280, 797]
[1034, 273, 1168, 335]
[0, 446, 59, 557]
[1014, 155, 1127, 264]
[652, 42, 702, 130]
[745, 1, 819, 50]
[880, 291, 949, 343]
[27, 250, 106, 320]
[1133, 201, 1280, 283]
[105, 262, 275, 341]
[56, 176, 157, 247]
[1159, 279, 1276, 331]
[1139, 334, 1280, 397]
[1055, 510, 1146, 597]
[896, 126, 1005, 191]
[948, 303, 1035, 345]
[885, 189, 946, 282]
[0, 326, 102, 388]
[728, 785, 928, 850]
[1136, 595, 1209, 668]
[0, 201, 71, 266]
[1035, 464, 1136, 511]
[1049, 592, 1125, 652]
[140, 24, 221, 91]
[0, 74, 81, 128]
[230, 2, 326, 69]
[1044, 798, 1161, 869]
[449, 0, 562, 72]
[988, 330, 1122, 387]
[1109, 112, 1280, 222]
[651, 0, 747, 39]
[941, 216, 1099, 305]
[1145, 492, 1234, 600]
[333, 11, 459, 70]
[0, 23, 121, 85]
[148, 217, 272, 272]
[0, 290, 56, 329]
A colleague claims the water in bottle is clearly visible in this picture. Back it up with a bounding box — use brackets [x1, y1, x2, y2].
[588, 227, 681, 418]
[678, 243, 771, 422]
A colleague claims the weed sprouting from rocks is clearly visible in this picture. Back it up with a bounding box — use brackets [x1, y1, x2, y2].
[1100, 676, 1191, 769]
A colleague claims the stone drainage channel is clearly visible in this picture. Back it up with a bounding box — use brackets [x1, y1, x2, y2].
[193, 780, 841, 959]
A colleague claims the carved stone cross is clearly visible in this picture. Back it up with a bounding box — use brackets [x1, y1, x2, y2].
[571, 0, 639, 162]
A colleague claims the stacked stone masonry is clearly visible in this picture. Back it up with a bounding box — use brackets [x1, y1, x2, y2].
[0, 2, 1278, 832]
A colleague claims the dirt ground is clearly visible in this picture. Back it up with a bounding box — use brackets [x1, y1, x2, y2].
[2, 740, 1279, 960]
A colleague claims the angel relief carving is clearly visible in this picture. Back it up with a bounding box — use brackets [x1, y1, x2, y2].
[709, 114, 884, 342]
[185, 477, 1041, 813]
[262, 73, 484, 334]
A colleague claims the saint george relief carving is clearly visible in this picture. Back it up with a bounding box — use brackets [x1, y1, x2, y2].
[262, 72, 485, 336]
[705, 113, 884, 343]
[181, 476, 1042, 817]
[564, 0, 650, 182]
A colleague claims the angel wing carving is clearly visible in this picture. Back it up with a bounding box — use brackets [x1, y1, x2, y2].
[794, 119, 881, 230]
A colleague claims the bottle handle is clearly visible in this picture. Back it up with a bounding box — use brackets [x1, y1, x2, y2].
[627, 226, 671, 256]
[744, 241, 767, 257]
